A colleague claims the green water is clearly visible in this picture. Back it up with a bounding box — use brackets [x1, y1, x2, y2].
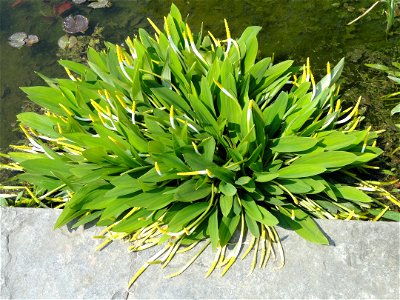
[0, 0, 399, 151]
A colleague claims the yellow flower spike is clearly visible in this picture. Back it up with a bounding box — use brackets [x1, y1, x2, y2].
[147, 17, 162, 35]
[327, 61, 331, 75]
[346, 210, 355, 220]
[185, 23, 195, 44]
[115, 95, 127, 109]
[19, 125, 31, 139]
[335, 99, 341, 112]
[192, 141, 201, 155]
[301, 64, 307, 83]
[224, 19, 231, 41]
[104, 90, 111, 101]
[59, 103, 74, 116]
[155, 161, 162, 176]
[89, 114, 95, 123]
[208, 31, 221, 47]
[57, 123, 63, 134]
[310, 70, 316, 86]
[90, 99, 107, 114]
[361, 125, 372, 153]
[163, 16, 171, 37]
[106, 105, 112, 117]
[64, 67, 76, 81]
[337, 96, 361, 124]
[213, 79, 236, 100]
[116, 45, 124, 63]
[169, 105, 176, 129]
[125, 36, 135, 51]
[346, 116, 361, 131]
[373, 206, 389, 221]
[306, 57, 311, 80]
[97, 111, 106, 125]
[177, 170, 209, 176]
[291, 209, 295, 220]
[108, 136, 122, 147]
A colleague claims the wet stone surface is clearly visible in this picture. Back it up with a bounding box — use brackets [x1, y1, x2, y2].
[0, 207, 399, 299]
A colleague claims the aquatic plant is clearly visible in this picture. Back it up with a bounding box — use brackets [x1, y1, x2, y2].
[3, 5, 399, 286]
[366, 62, 400, 124]
[347, 0, 399, 33]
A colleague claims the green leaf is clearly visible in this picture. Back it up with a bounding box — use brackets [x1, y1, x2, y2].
[173, 179, 212, 202]
[277, 206, 329, 245]
[168, 202, 208, 232]
[241, 195, 263, 220]
[332, 185, 373, 203]
[220, 182, 237, 196]
[245, 214, 260, 237]
[220, 194, 233, 217]
[219, 214, 241, 246]
[257, 206, 279, 226]
[270, 136, 318, 153]
[254, 172, 279, 182]
[294, 151, 357, 168]
[277, 164, 326, 178]
[208, 207, 219, 249]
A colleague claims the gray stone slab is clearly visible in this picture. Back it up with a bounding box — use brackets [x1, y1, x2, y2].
[1, 207, 399, 299]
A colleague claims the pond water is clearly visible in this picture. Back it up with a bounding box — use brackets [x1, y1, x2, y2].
[0, 0, 399, 153]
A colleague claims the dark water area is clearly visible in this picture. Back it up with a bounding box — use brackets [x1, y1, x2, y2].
[0, 0, 399, 152]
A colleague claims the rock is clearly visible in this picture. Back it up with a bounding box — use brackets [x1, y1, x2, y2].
[24, 35, 39, 47]
[63, 15, 89, 34]
[1, 207, 399, 299]
[88, 0, 112, 9]
[58, 35, 78, 49]
[8, 32, 27, 48]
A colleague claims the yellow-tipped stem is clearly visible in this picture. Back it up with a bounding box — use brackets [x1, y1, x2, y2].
[177, 241, 200, 254]
[208, 31, 221, 47]
[240, 236, 256, 260]
[165, 241, 211, 279]
[205, 246, 222, 278]
[337, 96, 361, 124]
[64, 67, 76, 81]
[147, 18, 162, 35]
[373, 206, 389, 221]
[258, 225, 267, 268]
[249, 237, 260, 274]
[128, 246, 170, 288]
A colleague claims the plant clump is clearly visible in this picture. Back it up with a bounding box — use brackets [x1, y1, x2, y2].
[3, 4, 399, 286]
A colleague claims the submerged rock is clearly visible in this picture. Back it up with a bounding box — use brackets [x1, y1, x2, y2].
[57, 35, 78, 49]
[8, 32, 27, 48]
[88, 0, 112, 9]
[24, 35, 39, 47]
[72, 0, 87, 3]
[8, 32, 39, 48]
[63, 15, 89, 34]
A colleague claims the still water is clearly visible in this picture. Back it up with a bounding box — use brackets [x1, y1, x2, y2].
[0, 0, 399, 150]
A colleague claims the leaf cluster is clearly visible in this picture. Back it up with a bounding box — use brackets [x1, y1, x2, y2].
[5, 4, 399, 283]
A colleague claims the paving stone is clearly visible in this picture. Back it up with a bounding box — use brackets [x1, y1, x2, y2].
[1, 207, 399, 299]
